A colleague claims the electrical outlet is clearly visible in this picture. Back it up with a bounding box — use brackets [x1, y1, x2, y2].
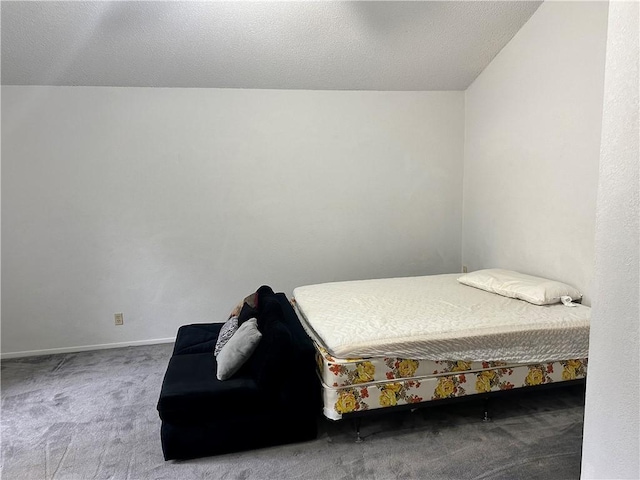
[462, 265, 468, 273]
[114, 313, 124, 326]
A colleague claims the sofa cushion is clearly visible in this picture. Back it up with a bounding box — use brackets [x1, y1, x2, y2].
[157, 352, 265, 424]
[232, 285, 276, 325]
[249, 298, 294, 391]
[274, 294, 316, 356]
[229, 292, 259, 319]
[272, 293, 323, 412]
[172, 323, 222, 356]
[237, 302, 259, 325]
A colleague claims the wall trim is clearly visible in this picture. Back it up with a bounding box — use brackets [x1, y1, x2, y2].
[0, 337, 176, 360]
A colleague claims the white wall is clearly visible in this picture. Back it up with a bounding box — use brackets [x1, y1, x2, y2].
[462, 1, 609, 304]
[1, 86, 464, 356]
[581, 1, 639, 478]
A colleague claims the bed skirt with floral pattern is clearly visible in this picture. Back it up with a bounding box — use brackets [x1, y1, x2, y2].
[316, 344, 587, 420]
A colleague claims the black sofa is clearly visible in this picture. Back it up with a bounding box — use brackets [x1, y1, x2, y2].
[157, 290, 320, 460]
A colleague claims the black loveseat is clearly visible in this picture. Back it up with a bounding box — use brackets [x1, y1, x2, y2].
[157, 289, 320, 460]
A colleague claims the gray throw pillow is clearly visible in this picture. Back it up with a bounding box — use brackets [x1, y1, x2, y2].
[216, 318, 262, 381]
[214, 316, 239, 356]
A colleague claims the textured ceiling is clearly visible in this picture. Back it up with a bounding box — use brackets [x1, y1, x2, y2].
[1, 1, 542, 91]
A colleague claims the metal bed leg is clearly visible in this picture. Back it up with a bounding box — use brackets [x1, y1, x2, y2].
[354, 418, 364, 443]
[482, 397, 492, 422]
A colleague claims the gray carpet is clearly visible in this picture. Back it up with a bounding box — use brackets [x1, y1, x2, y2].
[1, 344, 585, 480]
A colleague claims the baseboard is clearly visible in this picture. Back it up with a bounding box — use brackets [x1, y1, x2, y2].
[0, 337, 176, 359]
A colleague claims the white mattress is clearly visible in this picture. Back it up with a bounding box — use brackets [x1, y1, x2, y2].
[293, 274, 590, 363]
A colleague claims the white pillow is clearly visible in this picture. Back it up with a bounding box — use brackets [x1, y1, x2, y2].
[457, 269, 582, 306]
[216, 318, 262, 381]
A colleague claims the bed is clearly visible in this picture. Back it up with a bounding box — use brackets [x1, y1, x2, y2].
[292, 271, 589, 421]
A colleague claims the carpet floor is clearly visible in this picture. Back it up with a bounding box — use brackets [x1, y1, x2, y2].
[1, 344, 585, 480]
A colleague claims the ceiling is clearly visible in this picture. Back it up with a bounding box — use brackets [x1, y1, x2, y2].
[1, 1, 542, 91]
